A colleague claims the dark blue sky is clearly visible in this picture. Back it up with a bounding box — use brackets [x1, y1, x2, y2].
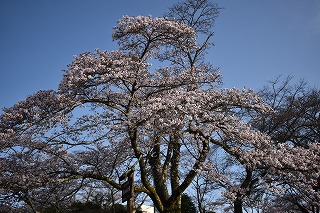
[1, 0, 319, 111]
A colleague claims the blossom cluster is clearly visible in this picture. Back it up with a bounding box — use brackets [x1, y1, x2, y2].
[59, 50, 150, 94]
[0, 90, 74, 151]
[113, 15, 197, 57]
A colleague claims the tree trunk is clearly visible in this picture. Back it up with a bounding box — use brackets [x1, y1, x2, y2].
[233, 168, 253, 213]
[234, 198, 243, 213]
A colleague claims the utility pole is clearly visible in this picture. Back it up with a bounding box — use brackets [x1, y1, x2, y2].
[127, 171, 134, 213]
[120, 170, 134, 213]
[120, 157, 141, 213]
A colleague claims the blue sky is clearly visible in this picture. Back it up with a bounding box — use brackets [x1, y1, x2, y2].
[1, 0, 319, 111]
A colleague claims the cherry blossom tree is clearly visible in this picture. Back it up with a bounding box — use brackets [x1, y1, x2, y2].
[0, 1, 278, 213]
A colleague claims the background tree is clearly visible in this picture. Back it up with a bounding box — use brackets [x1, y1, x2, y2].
[251, 76, 320, 213]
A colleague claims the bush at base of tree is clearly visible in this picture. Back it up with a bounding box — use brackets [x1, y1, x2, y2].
[42, 202, 127, 213]
[181, 194, 197, 213]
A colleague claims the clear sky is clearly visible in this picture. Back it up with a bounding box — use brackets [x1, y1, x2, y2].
[1, 0, 319, 111]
